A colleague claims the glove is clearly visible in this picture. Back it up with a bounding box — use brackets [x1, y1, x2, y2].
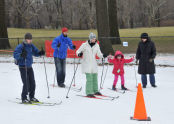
[21, 49, 27, 58]
[57, 43, 61, 48]
[107, 55, 113, 60]
[131, 56, 135, 60]
[103, 54, 107, 58]
[149, 58, 153, 62]
[135, 59, 138, 65]
[73, 45, 76, 49]
[38, 50, 45, 56]
[78, 52, 83, 57]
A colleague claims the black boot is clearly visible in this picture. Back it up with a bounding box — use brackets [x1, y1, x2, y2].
[22, 99, 32, 104]
[143, 85, 146, 88]
[121, 85, 128, 90]
[87, 94, 96, 98]
[152, 84, 157, 88]
[58, 83, 65, 88]
[30, 98, 39, 102]
[112, 85, 116, 91]
[94, 92, 102, 95]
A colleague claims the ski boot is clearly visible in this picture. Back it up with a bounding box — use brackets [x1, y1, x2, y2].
[121, 85, 128, 90]
[30, 98, 39, 103]
[152, 84, 157, 88]
[58, 83, 66, 88]
[112, 85, 116, 91]
[22, 99, 32, 104]
[94, 92, 102, 95]
[87, 94, 96, 98]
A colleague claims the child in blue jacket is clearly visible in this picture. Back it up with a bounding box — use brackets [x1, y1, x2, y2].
[14, 33, 45, 104]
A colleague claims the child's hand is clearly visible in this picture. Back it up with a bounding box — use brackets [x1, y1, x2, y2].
[131, 56, 135, 60]
[107, 55, 114, 60]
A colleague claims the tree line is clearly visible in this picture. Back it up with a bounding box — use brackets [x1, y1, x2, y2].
[4, 0, 174, 29]
[1, 0, 174, 54]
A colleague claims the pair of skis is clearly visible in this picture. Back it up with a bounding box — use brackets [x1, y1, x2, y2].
[8, 98, 62, 106]
[50, 84, 82, 92]
[107, 88, 126, 94]
[107, 88, 136, 93]
[65, 86, 82, 92]
[76, 94, 119, 101]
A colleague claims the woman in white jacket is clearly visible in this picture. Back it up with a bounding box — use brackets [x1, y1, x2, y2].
[76, 33, 106, 97]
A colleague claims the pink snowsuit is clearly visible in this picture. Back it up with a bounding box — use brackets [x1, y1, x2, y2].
[108, 51, 134, 87]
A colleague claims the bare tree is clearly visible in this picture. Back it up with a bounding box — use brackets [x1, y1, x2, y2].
[12, 0, 42, 28]
[4, 0, 174, 29]
[117, 0, 136, 28]
[108, 0, 121, 44]
[96, 0, 114, 55]
[143, 0, 174, 27]
[0, 0, 10, 49]
[87, 0, 96, 29]
[53, 0, 64, 28]
[44, 1, 56, 28]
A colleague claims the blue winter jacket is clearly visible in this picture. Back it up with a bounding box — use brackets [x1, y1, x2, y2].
[13, 42, 40, 67]
[51, 33, 74, 59]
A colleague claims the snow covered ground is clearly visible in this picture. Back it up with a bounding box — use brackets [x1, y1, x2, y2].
[0, 55, 174, 124]
[1, 53, 174, 66]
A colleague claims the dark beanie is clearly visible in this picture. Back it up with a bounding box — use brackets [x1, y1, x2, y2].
[25, 33, 32, 40]
[141, 33, 148, 39]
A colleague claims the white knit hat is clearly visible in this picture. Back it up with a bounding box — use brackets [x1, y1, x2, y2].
[89, 32, 96, 40]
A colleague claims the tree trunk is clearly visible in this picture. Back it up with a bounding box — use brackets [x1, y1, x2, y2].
[156, 8, 160, 27]
[96, 0, 114, 55]
[108, 0, 121, 44]
[26, 19, 31, 28]
[59, 0, 64, 27]
[130, 12, 134, 28]
[0, 0, 10, 49]
[17, 12, 22, 28]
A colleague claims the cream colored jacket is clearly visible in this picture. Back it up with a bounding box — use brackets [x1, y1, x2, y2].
[76, 41, 103, 74]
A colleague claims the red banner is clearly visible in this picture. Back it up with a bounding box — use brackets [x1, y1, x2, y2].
[45, 40, 99, 59]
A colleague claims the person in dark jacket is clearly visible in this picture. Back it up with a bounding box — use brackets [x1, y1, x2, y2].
[136, 33, 157, 88]
[51, 27, 76, 88]
[14, 33, 45, 103]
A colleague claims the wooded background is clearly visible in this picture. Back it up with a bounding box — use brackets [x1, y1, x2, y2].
[1, 0, 174, 54]
[4, 0, 174, 29]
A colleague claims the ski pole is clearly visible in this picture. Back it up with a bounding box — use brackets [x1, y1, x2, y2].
[42, 47, 50, 98]
[133, 63, 138, 87]
[131, 55, 138, 88]
[66, 58, 80, 98]
[24, 59, 29, 100]
[73, 49, 76, 87]
[53, 69, 56, 87]
[100, 58, 105, 89]
[100, 62, 109, 90]
[53, 47, 59, 87]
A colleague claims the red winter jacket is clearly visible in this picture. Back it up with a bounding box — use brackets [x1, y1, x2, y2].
[108, 51, 134, 75]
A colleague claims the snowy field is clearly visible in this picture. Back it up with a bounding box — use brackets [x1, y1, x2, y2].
[0, 55, 174, 124]
[1, 53, 174, 66]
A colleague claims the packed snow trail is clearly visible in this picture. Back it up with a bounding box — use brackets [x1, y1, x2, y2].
[0, 62, 174, 124]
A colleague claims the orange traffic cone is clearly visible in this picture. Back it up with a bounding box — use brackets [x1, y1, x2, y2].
[130, 83, 151, 121]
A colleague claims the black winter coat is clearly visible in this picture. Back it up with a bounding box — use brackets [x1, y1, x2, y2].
[136, 38, 156, 74]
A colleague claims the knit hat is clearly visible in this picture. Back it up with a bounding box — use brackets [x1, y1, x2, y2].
[62, 27, 68, 33]
[141, 33, 149, 39]
[89, 32, 96, 40]
[25, 33, 32, 40]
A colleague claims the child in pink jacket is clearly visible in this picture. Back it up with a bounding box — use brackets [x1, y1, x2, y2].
[108, 51, 134, 90]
